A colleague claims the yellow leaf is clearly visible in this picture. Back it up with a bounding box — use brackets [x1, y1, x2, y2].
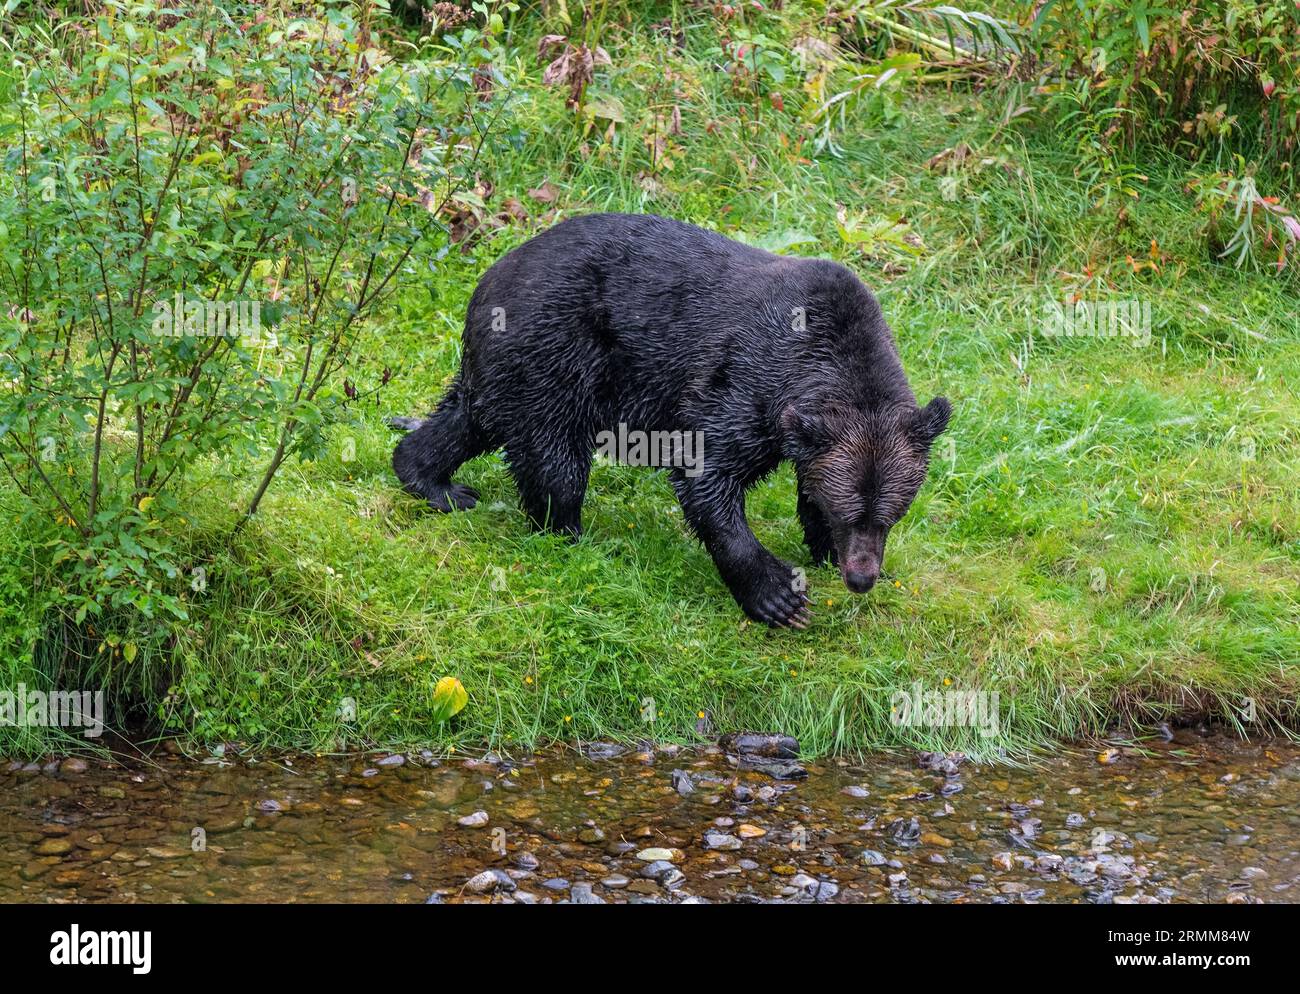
[430, 677, 467, 723]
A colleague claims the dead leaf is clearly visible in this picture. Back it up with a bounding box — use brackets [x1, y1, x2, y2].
[527, 180, 560, 203]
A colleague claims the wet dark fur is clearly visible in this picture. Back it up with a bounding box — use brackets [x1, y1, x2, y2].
[393, 213, 951, 627]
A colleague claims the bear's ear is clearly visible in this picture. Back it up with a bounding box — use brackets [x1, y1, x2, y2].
[909, 396, 952, 448]
[781, 405, 832, 448]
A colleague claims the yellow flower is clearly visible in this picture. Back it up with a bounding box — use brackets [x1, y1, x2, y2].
[564, 715, 572, 723]
[697, 710, 706, 719]
[524, 675, 533, 685]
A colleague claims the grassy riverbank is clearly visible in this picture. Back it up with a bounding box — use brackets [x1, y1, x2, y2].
[3, 2, 1297, 759]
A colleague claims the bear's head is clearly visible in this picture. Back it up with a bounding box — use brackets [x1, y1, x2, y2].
[783, 396, 951, 593]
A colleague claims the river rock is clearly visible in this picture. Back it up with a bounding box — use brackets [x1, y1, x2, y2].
[20, 861, 52, 879]
[640, 860, 677, 882]
[718, 732, 799, 758]
[788, 874, 839, 902]
[636, 847, 683, 862]
[568, 882, 605, 904]
[704, 831, 742, 851]
[464, 869, 515, 894]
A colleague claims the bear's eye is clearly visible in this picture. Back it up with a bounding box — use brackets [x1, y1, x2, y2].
[871, 476, 924, 527]
[872, 505, 902, 529]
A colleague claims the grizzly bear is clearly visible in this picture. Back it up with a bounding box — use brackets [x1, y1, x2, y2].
[392, 213, 951, 627]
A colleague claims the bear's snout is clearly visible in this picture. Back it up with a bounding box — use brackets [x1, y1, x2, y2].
[834, 526, 887, 594]
[841, 564, 879, 593]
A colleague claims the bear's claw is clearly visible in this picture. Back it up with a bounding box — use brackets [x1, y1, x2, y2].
[738, 558, 813, 629]
[427, 483, 479, 512]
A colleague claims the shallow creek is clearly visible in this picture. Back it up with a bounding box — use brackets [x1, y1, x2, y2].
[3, 729, 1297, 903]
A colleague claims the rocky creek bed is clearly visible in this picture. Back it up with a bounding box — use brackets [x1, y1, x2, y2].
[3, 728, 1298, 903]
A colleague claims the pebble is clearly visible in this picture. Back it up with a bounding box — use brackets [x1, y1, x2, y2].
[457, 811, 489, 828]
[568, 882, 605, 904]
[641, 861, 677, 881]
[464, 869, 515, 894]
[788, 874, 839, 902]
[703, 831, 742, 851]
[636, 847, 683, 862]
[145, 846, 190, 860]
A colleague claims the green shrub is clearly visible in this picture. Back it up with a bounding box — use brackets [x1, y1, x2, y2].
[0, 1, 519, 655]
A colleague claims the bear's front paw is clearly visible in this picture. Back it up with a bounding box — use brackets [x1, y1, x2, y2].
[735, 557, 812, 629]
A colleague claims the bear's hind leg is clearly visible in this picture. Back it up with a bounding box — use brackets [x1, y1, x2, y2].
[506, 432, 592, 540]
[392, 385, 487, 512]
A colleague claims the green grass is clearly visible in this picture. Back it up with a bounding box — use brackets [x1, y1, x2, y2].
[4, 4, 1298, 759]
